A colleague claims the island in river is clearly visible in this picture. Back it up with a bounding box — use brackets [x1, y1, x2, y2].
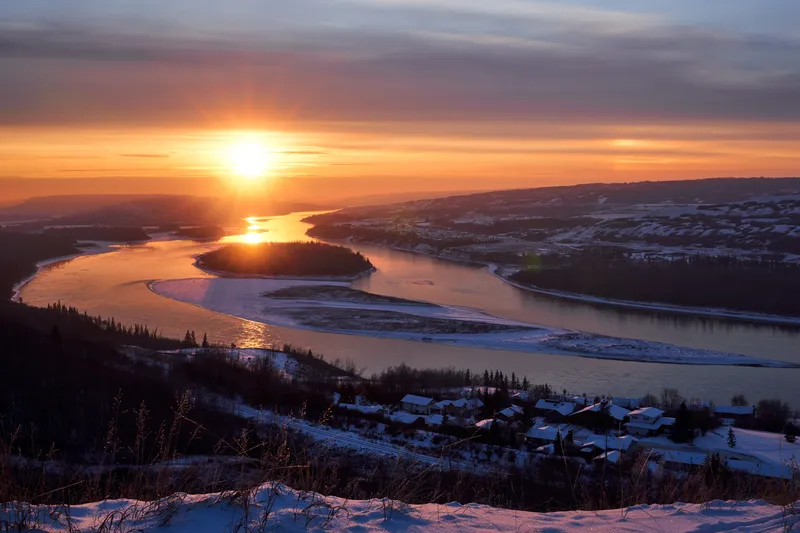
[196, 242, 375, 280]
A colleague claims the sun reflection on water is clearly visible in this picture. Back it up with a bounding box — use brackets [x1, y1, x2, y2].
[221, 212, 325, 245]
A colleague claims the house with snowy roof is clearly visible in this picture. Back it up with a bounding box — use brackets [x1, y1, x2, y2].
[431, 397, 484, 417]
[524, 426, 563, 446]
[400, 394, 435, 415]
[535, 399, 576, 421]
[582, 433, 638, 452]
[713, 405, 755, 423]
[568, 401, 630, 430]
[497, 404, 525, 421]
[624, 407, 675, 437]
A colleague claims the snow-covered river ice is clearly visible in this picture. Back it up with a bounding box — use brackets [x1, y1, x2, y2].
[19, 212, 800, 406]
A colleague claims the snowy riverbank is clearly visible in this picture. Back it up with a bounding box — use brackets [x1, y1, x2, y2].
[2, 483, 797, 532]
[151, 277, 800, 368]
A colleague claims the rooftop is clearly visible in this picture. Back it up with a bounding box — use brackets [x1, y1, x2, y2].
[401, 394, 434, 406]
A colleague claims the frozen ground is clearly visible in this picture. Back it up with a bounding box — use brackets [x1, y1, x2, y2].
[151, 278, 799, 368]
[3, 484, 797, 532]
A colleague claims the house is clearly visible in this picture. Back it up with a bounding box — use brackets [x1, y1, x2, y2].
[594, 450, 622, 465]
[535, 399, 576, 421]
[431, 397, 484, 417]
[714, 405, 755, 423]
[431, 400, 460, 416]
[583, 433, 637, 453]
[497, 404, 525, 421]
[400, 394, 435, 415]
[389, 411, 426, 427]
[569, 401, 630, 430]
[524, 426, 562, 446]
[624, 407, 675, 437]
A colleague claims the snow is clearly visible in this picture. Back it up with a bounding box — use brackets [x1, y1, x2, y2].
[6, 484, 798, 533]
[151, 277, 798, 368]
[641, 427, 800, 479]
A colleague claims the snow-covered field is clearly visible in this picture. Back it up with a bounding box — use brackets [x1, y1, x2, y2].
[3, 484, 797, 532]
[151, 278, 799, 367]
[641, 426, 800, 479]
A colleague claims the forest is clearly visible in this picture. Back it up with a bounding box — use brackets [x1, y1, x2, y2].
[511, 251, 800, 316]
[197, 241, 374, 277]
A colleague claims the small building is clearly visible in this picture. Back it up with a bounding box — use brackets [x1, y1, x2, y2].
[535, 399, 576, 421]
[583, 433, 637, 453]
[432, 397, 484, 417]
[714, 405, 755, 423]
[569, 401, 630, 430]
[497, 404, 525, 421]
[389, 411, 426, 427]
[594, 450, 622, 465]
[625, 407, 674, 437]
[525, 426, 562, 446]
[400, 394, 435, 415]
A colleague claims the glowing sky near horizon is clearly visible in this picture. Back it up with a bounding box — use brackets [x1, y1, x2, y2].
[1, 1, 800, 197]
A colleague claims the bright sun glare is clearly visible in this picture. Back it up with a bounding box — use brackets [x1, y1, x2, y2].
[226, 137, 274, 180]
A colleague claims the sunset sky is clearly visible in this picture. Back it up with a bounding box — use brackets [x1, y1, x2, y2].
[2, 1, 799, 202]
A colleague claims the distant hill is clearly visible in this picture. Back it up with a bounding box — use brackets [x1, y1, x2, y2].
[0, 194, 324, 226]
[309, 177, 800, 222]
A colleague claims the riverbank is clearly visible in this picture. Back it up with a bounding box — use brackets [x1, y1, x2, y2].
[11, 241, 125, 302]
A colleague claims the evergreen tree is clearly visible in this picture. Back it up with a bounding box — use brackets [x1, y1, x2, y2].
[727, 427, 736, 448]
[190, 330, 197, 346]
[511, 372, 518, 390]
[201, 333, 209, 348]
[671, 402, 694, 443]
[521, 376, 530, 391]
[464, 368, 471, 386]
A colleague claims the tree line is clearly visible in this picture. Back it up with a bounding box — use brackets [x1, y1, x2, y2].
[511, 251, 800, 316]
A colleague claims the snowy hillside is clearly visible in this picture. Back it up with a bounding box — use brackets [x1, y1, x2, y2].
[3, 484, 797, 532]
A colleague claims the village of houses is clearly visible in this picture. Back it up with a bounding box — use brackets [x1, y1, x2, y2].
[332, 390, 799, 480]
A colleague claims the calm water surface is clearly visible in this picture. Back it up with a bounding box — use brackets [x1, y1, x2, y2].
[20, 212, 800, 406]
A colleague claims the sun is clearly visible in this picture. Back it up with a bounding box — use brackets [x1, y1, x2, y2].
[225, 137, 274, 180]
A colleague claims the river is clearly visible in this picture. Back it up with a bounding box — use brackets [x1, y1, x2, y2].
[19, 212, 800, 406]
